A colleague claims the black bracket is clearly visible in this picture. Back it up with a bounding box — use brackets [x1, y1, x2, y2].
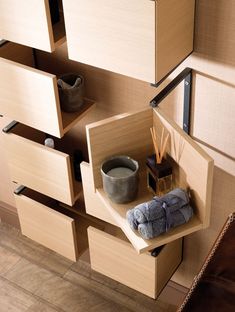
[150, 67, 193, 135]
[0, 39, 8, 48]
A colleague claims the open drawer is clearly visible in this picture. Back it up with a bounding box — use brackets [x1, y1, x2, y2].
[14, 185, 102, 262]
[0, 0, 65, 52]
[88, 225, 182, 299]
[63, 0, 195, 83]
[3, 121, 82, 206]
[0, 42, 95, 138]
[85, 107, 214, 254]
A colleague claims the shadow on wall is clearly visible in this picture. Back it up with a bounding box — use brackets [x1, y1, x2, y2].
[173, 165, 235, 288]
[195, 0, 235, 65]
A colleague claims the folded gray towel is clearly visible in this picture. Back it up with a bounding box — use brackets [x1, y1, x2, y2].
[128, 188, 189, 226]
[126, 188, 193, 239]
[126, 209, 139, 231]
[138, 205, 193, 239]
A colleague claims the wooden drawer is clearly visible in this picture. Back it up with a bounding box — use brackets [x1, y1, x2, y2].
[88, 225, 182, 298]
[0, 0, 65, 52]
[3, 122, 81, 206]
[63, 0, 195, 83]
[14, 186, 92, 262]
[85, 107, 214, 254]
[0, 42, 94, 138]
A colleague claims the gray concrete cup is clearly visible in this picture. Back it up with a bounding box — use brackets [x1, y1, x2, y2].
[101, 156, 139, 204]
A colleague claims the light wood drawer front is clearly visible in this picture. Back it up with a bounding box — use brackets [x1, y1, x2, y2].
[0, 0, 65, 52]
[15, 193, 78, 261]
[63, 0, 195, 83]
[0, 56, 62, 137]
[3, 128, 77, 206]
[88, 227, 182, 299]
[0, 54, 94, 138]
[63, 0, 155, 83]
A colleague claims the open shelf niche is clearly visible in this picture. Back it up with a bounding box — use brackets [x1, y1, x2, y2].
[84, 107, 214, 254]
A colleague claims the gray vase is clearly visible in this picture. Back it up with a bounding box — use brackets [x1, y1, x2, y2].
[57, 73, 84, 113]
[101, 156, 139, 204]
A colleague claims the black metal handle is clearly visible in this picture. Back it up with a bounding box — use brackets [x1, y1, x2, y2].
[2, 120, 18, 133]
[14, 185, 26, 196]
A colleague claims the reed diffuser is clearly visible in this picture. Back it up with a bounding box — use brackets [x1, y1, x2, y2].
[146, 127, 173, 196]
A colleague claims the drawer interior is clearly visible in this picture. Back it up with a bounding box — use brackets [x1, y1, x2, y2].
[0, 41, 95, 138]
[51, 0, 66, 49]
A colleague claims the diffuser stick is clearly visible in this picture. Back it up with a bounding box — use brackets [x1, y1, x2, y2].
[160, 127, 164, 154]
[150, 127, 160, 163]
[160, 133, 169, 163]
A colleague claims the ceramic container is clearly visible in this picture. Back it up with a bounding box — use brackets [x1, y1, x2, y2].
[101, 156, 139, 204]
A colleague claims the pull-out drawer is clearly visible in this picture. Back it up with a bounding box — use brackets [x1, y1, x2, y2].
[85, 107, 214, 254]
[14, 186, 93, 262]
[3, 122, 81, 206]
[0, 0, 65, 52]
[63, 0, 195, 83]
[0, 42, 94, 138]
[88, 225, 182, 299]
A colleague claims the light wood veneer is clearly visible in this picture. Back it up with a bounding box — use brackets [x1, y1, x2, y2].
[63, 0, 195, 83]
[0, 0, 65, 52]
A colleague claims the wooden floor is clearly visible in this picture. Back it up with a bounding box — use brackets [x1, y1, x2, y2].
[0, 221, 183, 312]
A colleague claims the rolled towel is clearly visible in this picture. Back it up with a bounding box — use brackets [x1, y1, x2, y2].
[126, 209, 139, 231]
[133, 188, 189, 224]
[138, 205, 193, 239]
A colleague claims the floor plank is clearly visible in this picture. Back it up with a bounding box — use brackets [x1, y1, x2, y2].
[0, 221, 178, 312]
[0, 245, 21, 275]
[0, 277, 37, 312]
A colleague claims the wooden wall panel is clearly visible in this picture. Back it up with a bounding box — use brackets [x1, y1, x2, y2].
[195, 0, 235, 66]
[191, 73, 235, 159]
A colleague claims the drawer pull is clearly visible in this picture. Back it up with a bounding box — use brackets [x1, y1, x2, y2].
[2, 120, 18, 133]
[14, 185, 26, 195]
[151, 245, 165, 258]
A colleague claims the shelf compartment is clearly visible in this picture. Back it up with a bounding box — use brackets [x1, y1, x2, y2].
[3, 122, 82, 206]
[0, 0, 65, 52]
[85, 107, 214, 254]
[88, 225, 182, 299]
[63, 0, 195, 83]
[0, 42, 95, 138]
[14, 186, 103, 261]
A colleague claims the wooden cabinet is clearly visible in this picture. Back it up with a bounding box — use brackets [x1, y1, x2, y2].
[84, 107, 214, 254]
[0, 45, 94, 138]
[63, 0, 195, 83]
[88, 226, 182, 299]
[0, 1, 210, 298]
[0, 0, 65, 52]
[3, 122, 81, 206]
